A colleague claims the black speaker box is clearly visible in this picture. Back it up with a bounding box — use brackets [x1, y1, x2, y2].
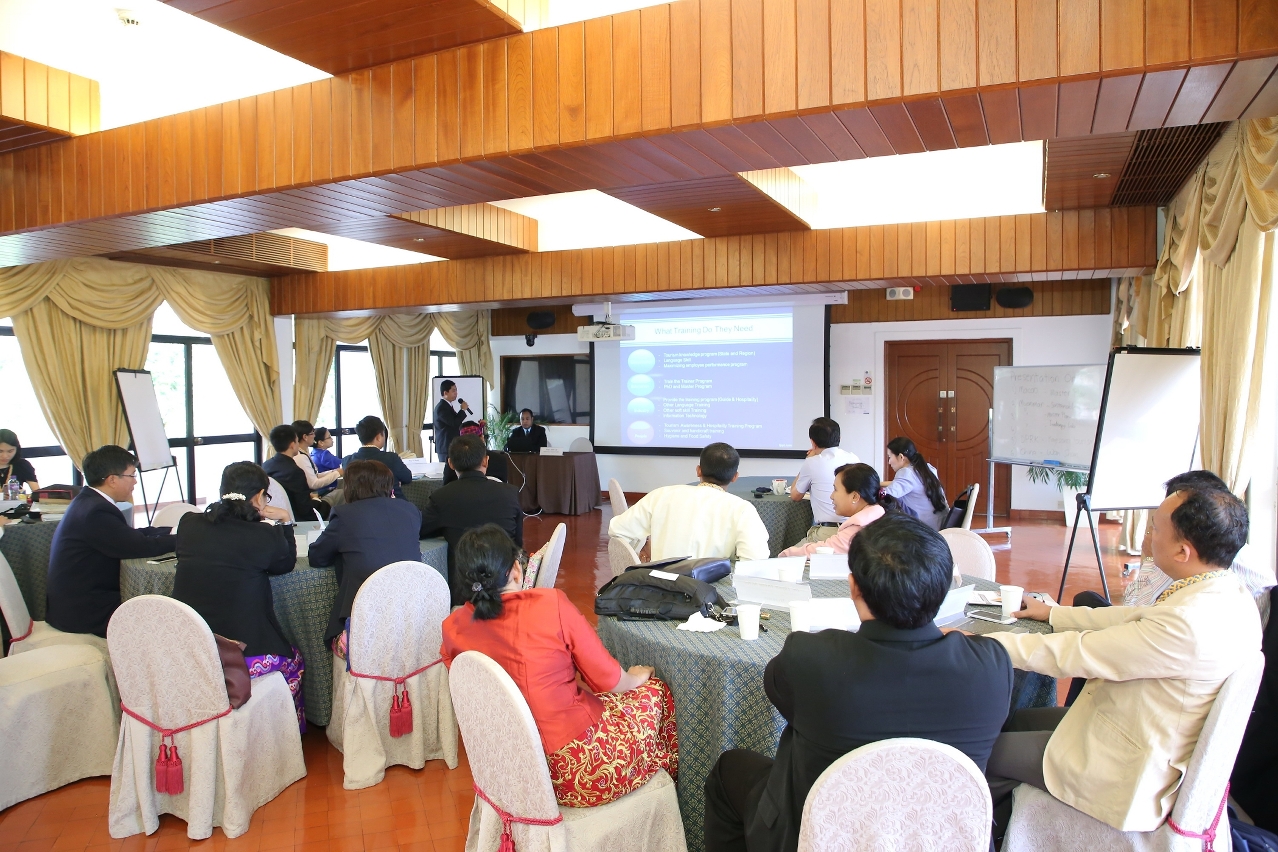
[996, 286, 1035, 309]
[950, 284, 992, 312]
[526, 310, 557, 330]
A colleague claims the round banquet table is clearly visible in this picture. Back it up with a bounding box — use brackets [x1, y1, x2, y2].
[0, 519, 58, 622]
[595, 574, 1057, 852]
[325, 477, 446, 512]
[723, 476, 815, 557]
[120, 537, 448, 727]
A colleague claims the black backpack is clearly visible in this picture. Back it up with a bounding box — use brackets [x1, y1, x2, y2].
[594, 568, 722, 621]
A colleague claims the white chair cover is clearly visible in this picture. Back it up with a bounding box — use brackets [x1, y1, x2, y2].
[535, 524, 568, 589]
[265, 478, 296, 523]
[797, 738, 991, 852]
[0, 644, 119, 811]
[106, 596, 305, 840]
[961, 483, 980, 529]
[608, 479, 628, 514]
[449, 651, 686, 852]
[1003, 650, 1265, 852]
[940, 528, 997, 581]
[151, 503, 201, 530]
[608, 536, 641, 578]
[326, 561, 458, 789]
[568, 437, 593, 453]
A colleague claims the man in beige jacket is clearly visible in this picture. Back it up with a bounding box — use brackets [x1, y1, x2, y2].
[985, 485, 1262, 833]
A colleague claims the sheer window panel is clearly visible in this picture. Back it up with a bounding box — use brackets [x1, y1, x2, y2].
[151, 302, 200, 336]
[338, 349, 382, 428]
[195, 443, 258, 507]
[315, 360, 337, 435]
[136, 447, 190, 510]
[191, 346, 254, 436]
[429, 330, 455, 352]
[28, 455, 75, 487]
[0, 335, 61, 448]
[144, 342, 189, 439]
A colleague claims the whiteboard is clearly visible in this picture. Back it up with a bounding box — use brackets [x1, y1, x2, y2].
[432, 375, 484, 423]
[991, 364, 1106, 467]
[1088, 350, 1200, 510]
[114, 370, 174, 472]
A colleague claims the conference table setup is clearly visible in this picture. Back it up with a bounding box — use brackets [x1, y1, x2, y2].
[723, 476, 815, 557]
[504, 451, 601, 515]
[597, 574, 1057, 851]
[0, 516, 447, 727]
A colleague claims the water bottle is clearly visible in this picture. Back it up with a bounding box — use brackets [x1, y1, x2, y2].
[5, 476, 17, 501]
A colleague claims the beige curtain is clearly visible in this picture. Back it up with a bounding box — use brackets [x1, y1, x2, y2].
[0, 258, 281, 469]
[293, 310, 491, 458]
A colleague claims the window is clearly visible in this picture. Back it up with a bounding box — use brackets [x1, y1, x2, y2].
[500, 355, 591, 424]
[0, 303, 261, 506]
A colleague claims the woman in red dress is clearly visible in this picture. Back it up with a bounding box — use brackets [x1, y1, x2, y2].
[440, 524, 678, 808]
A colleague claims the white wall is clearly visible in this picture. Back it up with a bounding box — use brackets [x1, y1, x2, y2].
[829, 312, 1114, 512]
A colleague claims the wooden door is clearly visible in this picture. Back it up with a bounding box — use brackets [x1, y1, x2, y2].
[885, 340, 1012, 517]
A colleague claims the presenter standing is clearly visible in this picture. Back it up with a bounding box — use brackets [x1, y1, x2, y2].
[433, 380, 472, 461]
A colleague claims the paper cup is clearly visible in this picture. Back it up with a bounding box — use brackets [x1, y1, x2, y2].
[814, 546, 835, 555]
[771, 479, 787, 495]
[294, 534, 309, 556]
[1000, 585, 1024, 621]
[738, 604, 762, 640]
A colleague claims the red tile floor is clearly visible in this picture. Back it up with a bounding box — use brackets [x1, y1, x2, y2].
[0, 503, 1130, 852]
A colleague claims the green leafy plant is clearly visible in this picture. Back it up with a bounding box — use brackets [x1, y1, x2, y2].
[1025, 465, 1089, 491]
[485, 406, 519, 452]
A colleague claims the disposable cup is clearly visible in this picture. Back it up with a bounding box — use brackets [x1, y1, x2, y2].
[738, 604, 762, 640]
[772, 479, 788, 495]
[1000, 585, 1024, 621]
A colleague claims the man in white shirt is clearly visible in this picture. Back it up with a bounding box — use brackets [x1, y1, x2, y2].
[789, 417, 858, 546]
[609, 442, 770, 562]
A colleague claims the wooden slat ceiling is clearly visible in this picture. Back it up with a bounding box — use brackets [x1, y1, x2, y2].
[1112, 123, 1228, 205]
[270, 206, 1158, 316]
[0, 51, 99, 154]
[604, 174, 810, 237]
[103, 231, 327, 276]
[160, 0, 523, 75]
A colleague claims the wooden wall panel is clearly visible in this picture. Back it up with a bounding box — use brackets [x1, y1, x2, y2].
[270, 207, 1155, 315]
[491, 303, 589, 335]
[0, 51, 100, 153]
[830, 279, 1112, 323]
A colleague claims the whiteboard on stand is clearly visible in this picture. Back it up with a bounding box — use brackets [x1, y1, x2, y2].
[114, 369, 175, 472]
[991, 364, 1107, 468]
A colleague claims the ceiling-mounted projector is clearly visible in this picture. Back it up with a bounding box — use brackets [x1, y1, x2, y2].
[577, 301, 635, 342]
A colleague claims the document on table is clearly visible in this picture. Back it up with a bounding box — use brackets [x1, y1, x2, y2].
[735, 557, 807, 583]
[808, 553, 847, 580]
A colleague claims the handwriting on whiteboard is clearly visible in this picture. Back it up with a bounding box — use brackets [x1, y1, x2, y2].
[991, 365, 1106, 467]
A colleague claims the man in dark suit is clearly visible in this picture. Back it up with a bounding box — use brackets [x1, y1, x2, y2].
[45, 445, 177, 637]
[343, 415, 413, 499]
[703, 514, 1014, 852]
[419, 434, 523, 605]
[505, 409, 549, 453]
[432, 380, 472, 461]
[262, 424, 327, 521]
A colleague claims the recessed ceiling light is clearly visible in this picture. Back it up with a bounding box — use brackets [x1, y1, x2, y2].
[708, 207, 721, 212]
[115, 8, 141, 26]
[413, 238, 425, 242]
[1093, 173, 1111, 179]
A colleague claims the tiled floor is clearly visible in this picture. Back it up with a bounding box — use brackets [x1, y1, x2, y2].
[0, 503, 1130, 852]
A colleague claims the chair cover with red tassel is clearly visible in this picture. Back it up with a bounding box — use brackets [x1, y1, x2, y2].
[325, 561, 458, 790]
[106, 596, 305, 840]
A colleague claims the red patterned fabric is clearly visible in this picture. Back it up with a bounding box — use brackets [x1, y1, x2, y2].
[544, 678, 678, 808]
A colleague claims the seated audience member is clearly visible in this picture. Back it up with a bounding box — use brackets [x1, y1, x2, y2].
[704, 514, 1013, 852]
[0, 429, 38, 492]
[262, 425, 328, 521]
[441, 524, 676, 808]
[45, 446, 177, 637]
[985, 485, 1262, 834]
[343, 415, 413, 499]
[780, 463, 892, 557]
[309, 460, 423, 657]
[788, 418, 858, 546]
[443, 422, 509, 484]
[505, 409, 549, 453]
[172, 462, 306, 728]
[311, 427, 342, 475]
[420, 435, 523, 605]
[609, 442, 770, 562]
[291, 419, 341, 493]
[882, 437, 949, 529]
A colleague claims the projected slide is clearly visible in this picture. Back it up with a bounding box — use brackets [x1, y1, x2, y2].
[619, 311, 793, 449]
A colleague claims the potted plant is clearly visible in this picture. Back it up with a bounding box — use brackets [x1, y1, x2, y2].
[1025, 466, 1091, 527]
[484, 406, 520, 452]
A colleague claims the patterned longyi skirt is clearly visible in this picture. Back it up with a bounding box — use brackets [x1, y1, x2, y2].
[245, 645, 306, 732]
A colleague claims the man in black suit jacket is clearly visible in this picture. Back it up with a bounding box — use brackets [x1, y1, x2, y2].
[343, 415, 413, 499]
[433, 380, 472, 460]
[419, 434, 523, 605]
[262, 424, 326, 522]
[45, 446, 177, 637]
[704, 514, 1014, 852]
[505, 409, 549, 453]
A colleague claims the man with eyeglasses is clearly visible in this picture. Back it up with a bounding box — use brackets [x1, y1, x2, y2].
[46, 445, 177, 638]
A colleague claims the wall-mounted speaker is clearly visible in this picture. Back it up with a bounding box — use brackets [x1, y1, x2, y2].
[950, 284, 992, 312]
[526, 310, 557, 330]
[996, 286, 1035, 309]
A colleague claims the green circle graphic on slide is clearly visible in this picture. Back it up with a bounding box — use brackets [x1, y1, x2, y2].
[627, 349, 656, 373]
[627, 397, 655, 414]
[627, 374, 655, 396]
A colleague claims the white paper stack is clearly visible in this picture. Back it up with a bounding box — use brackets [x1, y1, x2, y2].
[789, 598, 860, 633]
[734, 557, 807, 583]
[807, 553, 848, 580]
[403, 458, 446, 478]
[733, 558, 811, 611]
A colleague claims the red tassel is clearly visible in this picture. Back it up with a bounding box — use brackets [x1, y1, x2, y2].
[154, 745, 170, 794]
[388, 693, 401, 738]
[167, 744, 184, 795]
[497, 828, 515, 852]
[388, 687, 413, 738]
